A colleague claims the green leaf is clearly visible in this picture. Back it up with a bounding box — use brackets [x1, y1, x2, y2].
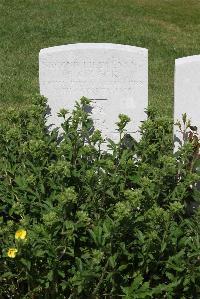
[108, 254, 117, 269]
[47, 270, 53, 282]
[20, 258, 31, 271]
[58, 270, 65, 279]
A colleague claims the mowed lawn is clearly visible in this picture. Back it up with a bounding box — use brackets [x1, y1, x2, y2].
[0, 0, 200, 117]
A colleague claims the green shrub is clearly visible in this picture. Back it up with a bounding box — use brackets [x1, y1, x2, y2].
[0, 96, 200, 298]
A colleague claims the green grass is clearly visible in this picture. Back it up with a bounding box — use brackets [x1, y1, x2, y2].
[0, 0, 200, 117]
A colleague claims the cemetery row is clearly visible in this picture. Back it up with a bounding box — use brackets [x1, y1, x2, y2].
[39, 43, 200, 146]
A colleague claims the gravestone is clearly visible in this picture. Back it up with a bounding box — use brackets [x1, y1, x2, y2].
[39, 43, 148, 141]
[174, 55, 200, 148]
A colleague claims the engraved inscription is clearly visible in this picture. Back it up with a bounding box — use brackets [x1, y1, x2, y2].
[39, 44, 148, 142]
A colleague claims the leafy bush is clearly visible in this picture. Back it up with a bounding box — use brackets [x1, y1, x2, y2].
[0, 96, 200, 298]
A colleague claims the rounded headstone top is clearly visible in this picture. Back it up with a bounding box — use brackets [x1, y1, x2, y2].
[175, 55, 200, 66]
[39, 43, 148, 55]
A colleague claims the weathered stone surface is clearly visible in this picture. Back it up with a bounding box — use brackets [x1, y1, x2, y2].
[39, 43, 148, 141]
[174, 55, 200, 148]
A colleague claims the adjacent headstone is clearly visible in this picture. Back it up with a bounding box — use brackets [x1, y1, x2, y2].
[39, 43, 148, 141]
[174, 55, 200, 148]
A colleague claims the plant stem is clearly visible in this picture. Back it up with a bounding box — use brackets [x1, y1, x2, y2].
[92, 260, 109, 297]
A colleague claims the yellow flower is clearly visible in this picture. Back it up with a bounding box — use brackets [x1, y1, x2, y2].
[7, 248, 18, 258]
[15, 229, 27, 240]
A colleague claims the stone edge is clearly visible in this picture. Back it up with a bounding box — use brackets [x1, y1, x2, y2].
[39, 43, 148, 56]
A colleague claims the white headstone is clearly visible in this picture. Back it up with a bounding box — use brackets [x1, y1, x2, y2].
[39, 43, 148, 141]
[174, 55, 200, 148]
